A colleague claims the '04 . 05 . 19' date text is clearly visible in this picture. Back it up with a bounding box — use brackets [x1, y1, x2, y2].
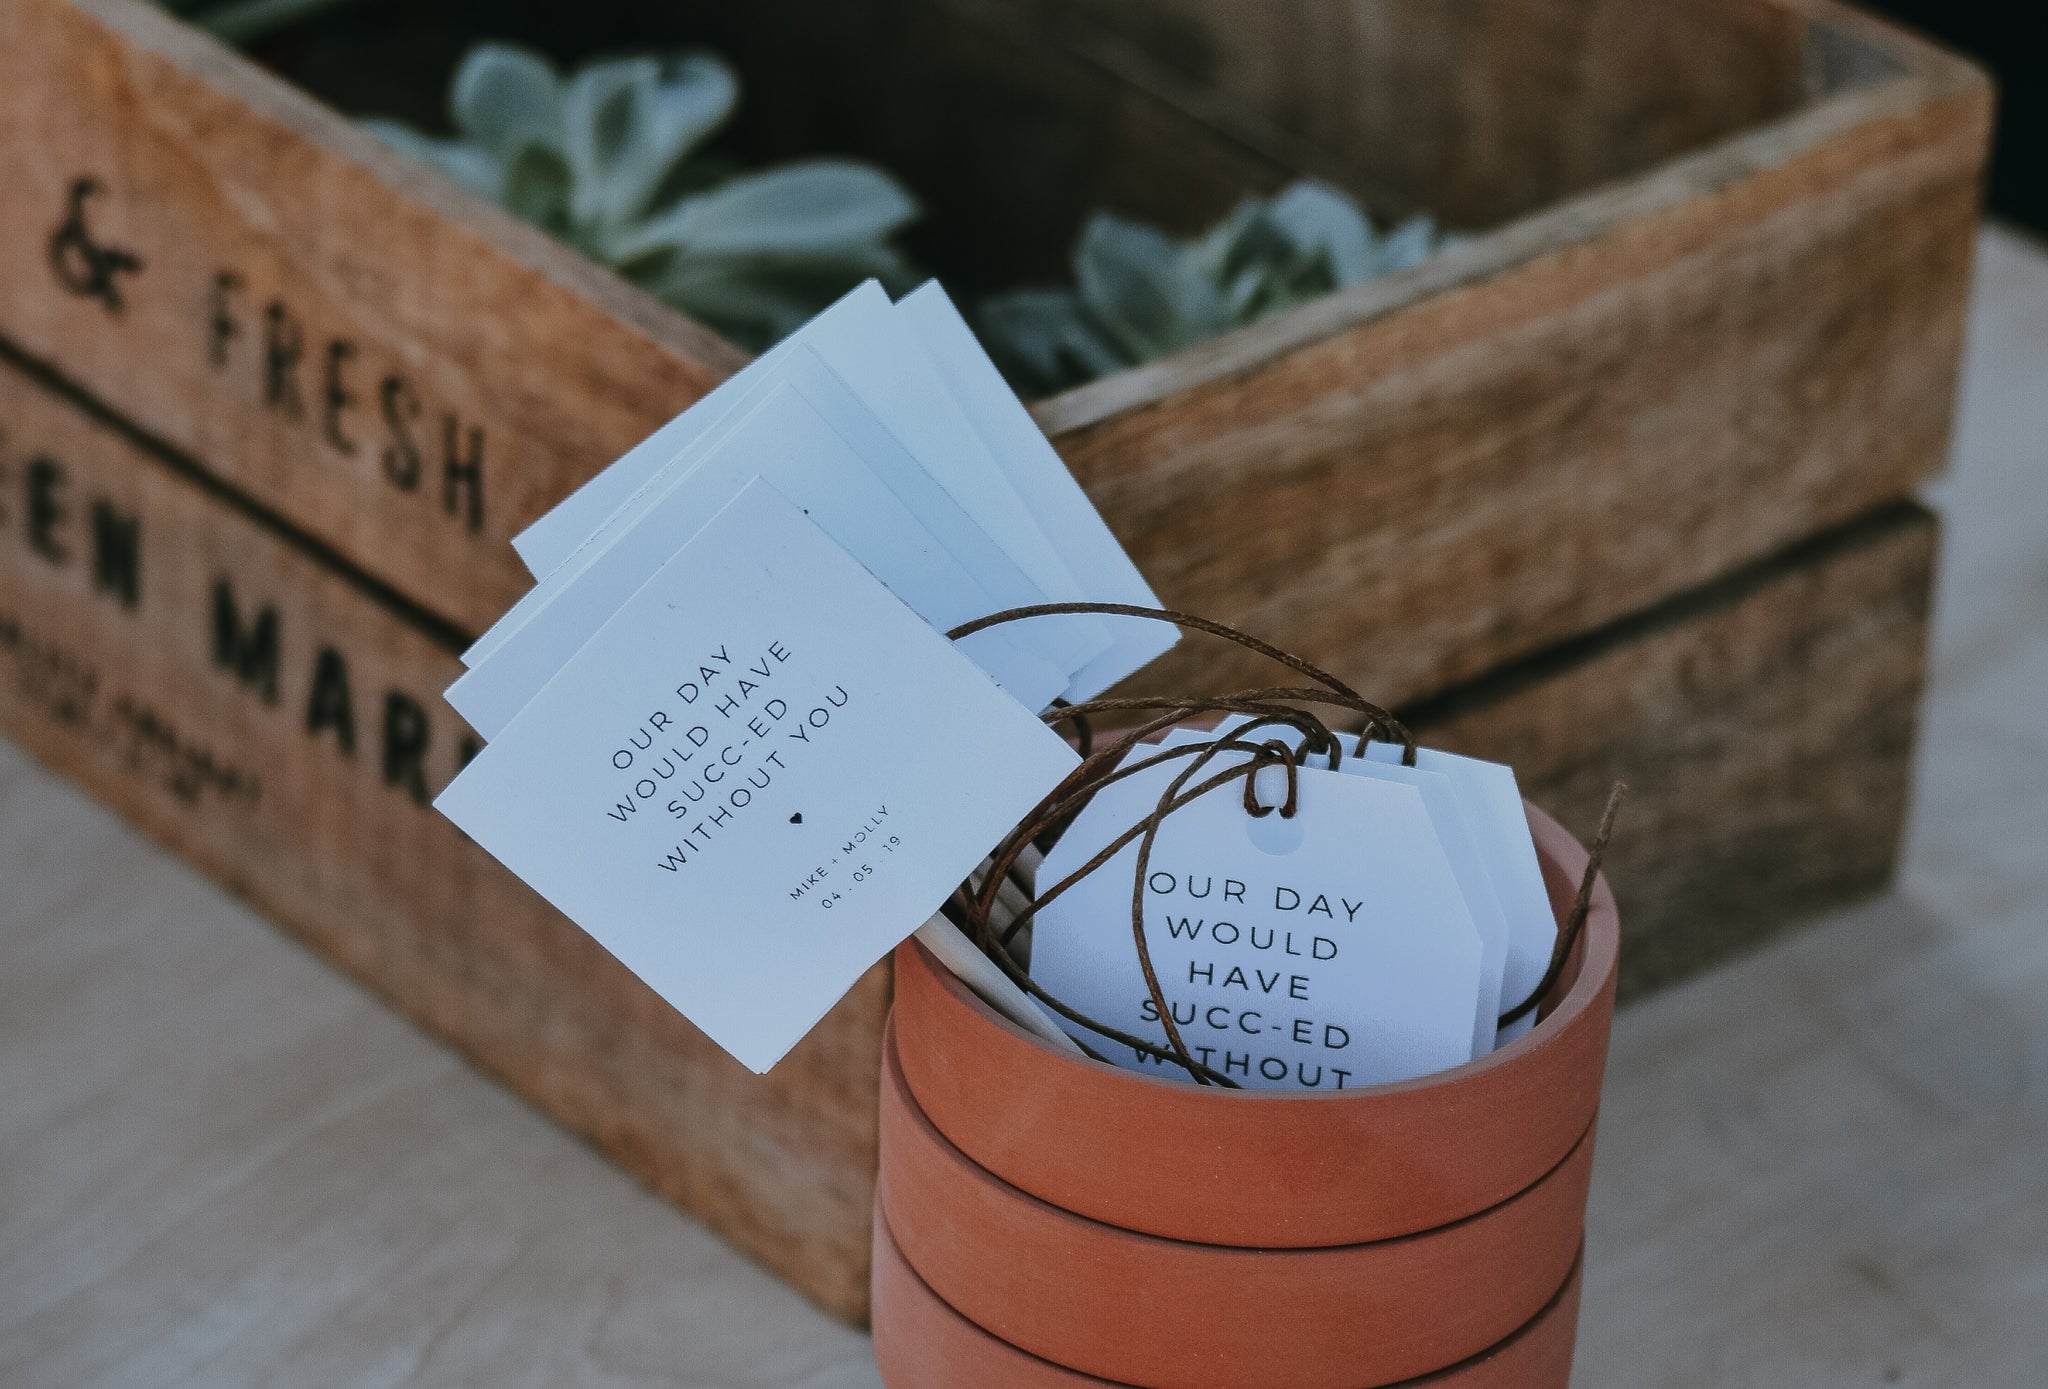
[785, 805, 901, 910]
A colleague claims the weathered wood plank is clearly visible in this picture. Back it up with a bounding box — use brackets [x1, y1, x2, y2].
[0, 0, 741, 638]
[1409, 501, 1936, 998]
[1044, 43, 1983, 705]
[0, 0, 1988, 714]
[0, 346, 887, 1324]
[0, 0, 1286, 639]
[946, 0, 1810, 225]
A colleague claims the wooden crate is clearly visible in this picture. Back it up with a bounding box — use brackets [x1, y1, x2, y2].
[0, 348, 892, 1323]
[1406, 501, 1937, 1001]
[0, 0, 1983, 1320]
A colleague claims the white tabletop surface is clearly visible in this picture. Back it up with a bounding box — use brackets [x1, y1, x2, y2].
[3, 227, 2045, 1389]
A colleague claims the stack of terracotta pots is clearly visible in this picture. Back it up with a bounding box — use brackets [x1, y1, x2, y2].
[872, 803, 1619, 1387]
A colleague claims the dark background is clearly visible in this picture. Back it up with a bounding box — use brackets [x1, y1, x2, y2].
[1868, 1, 2044, 233]
[273, 1, 2044, 240]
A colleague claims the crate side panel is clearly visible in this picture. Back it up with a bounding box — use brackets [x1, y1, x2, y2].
[0, 352, 883, 1323]
[1411, 504, 1936, 998]
[1055, 76, 1984, 706]
[0, 0, 740, 637]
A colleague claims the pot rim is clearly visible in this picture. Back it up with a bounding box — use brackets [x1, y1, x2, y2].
[885, 1013, 1600, 1254]
[889, 800, 1620, 1245]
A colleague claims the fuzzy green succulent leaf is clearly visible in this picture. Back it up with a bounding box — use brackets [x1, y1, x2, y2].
[653, 264, 818, 341]
[1073, 214, 1229, 362]
[360, 42, 920, 352]
[1210, 208, 1325, 322]
[976, 289, 1128, 394]
[1264, 180, 1377, 285]
[562, 53, 738, 230]
[501, 143, 575, 234]
[1370, 213, 1440, 277]
[561, 56, 662, 225]
[451, 44, 563, 166]
[1193, 201, 1291, 291]
[612, 161, 918, 266]
[979, 178, 1444, 394]
[652, 255, 905, 348]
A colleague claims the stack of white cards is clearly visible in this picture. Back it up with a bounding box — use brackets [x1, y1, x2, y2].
[449, 280, 1177, 738]
[436, 281, 1175, 1073]
[1028, 717, 1558, 1091]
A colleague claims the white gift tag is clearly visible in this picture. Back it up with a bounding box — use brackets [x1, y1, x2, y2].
[505, 280, 1112, 680]
[1028, 740, 1482, 1090]
[468, 347, 1072, 688]
[1362, 740, 1555, 1043]
[447, 361, 1071, 739]
[893, 283, 1178, 701]
[511, 281, 872, 577]
[437, 480, 1080, 1073]
[1159, 725, 1510, 1058]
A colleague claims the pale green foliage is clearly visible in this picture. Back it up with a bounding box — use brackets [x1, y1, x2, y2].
[979, 181, 1442, 394]
[364, 44, 919, 348]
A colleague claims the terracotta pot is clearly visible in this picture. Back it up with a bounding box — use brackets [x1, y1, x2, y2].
[873, 802, 1617, 1387]
[878, 1022, 1595, 1387]
[872, 1201, 1586, 1389]
[890, 803, 1618, 1247]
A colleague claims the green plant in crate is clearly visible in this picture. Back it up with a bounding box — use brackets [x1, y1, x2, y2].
[364, 44, 919, 350]
[979, 181, 1442, 395]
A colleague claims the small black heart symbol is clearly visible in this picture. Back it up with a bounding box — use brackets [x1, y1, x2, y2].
[789, 813, 803, 824]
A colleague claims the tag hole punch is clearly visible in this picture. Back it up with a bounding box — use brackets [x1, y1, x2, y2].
[1246, 806, 1305, 856]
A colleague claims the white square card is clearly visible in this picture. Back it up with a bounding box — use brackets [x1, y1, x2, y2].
[438, 481, 1079, 1072]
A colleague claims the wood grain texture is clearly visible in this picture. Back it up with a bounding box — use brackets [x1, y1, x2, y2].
[1041, 20, 1984, 705]
[949, 0, 1810, 225]
[1410, 502, 1936, 999]
[1579, 233, 2048, 1385]
[0, 0, 1280, 635]
[0, 0, 1989, 702]
[0, 347, 887, 1323]
[0, 0, 740, 638]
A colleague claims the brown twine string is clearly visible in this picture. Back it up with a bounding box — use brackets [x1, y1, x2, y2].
[991, 757, 1261, 948]
[944, 603, 1619, 1083]
[983, 715, 1332, 952]
[943, 871, 1243, 1084]
[1496, 782, 1628, 1028]
[1049, 698, 1094, 759]
[1124, 726, 1307, 1083]
[975, 705, 1328, 915]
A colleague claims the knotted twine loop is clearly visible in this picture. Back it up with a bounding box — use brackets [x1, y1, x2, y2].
[942, 604, 1623, 1085]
